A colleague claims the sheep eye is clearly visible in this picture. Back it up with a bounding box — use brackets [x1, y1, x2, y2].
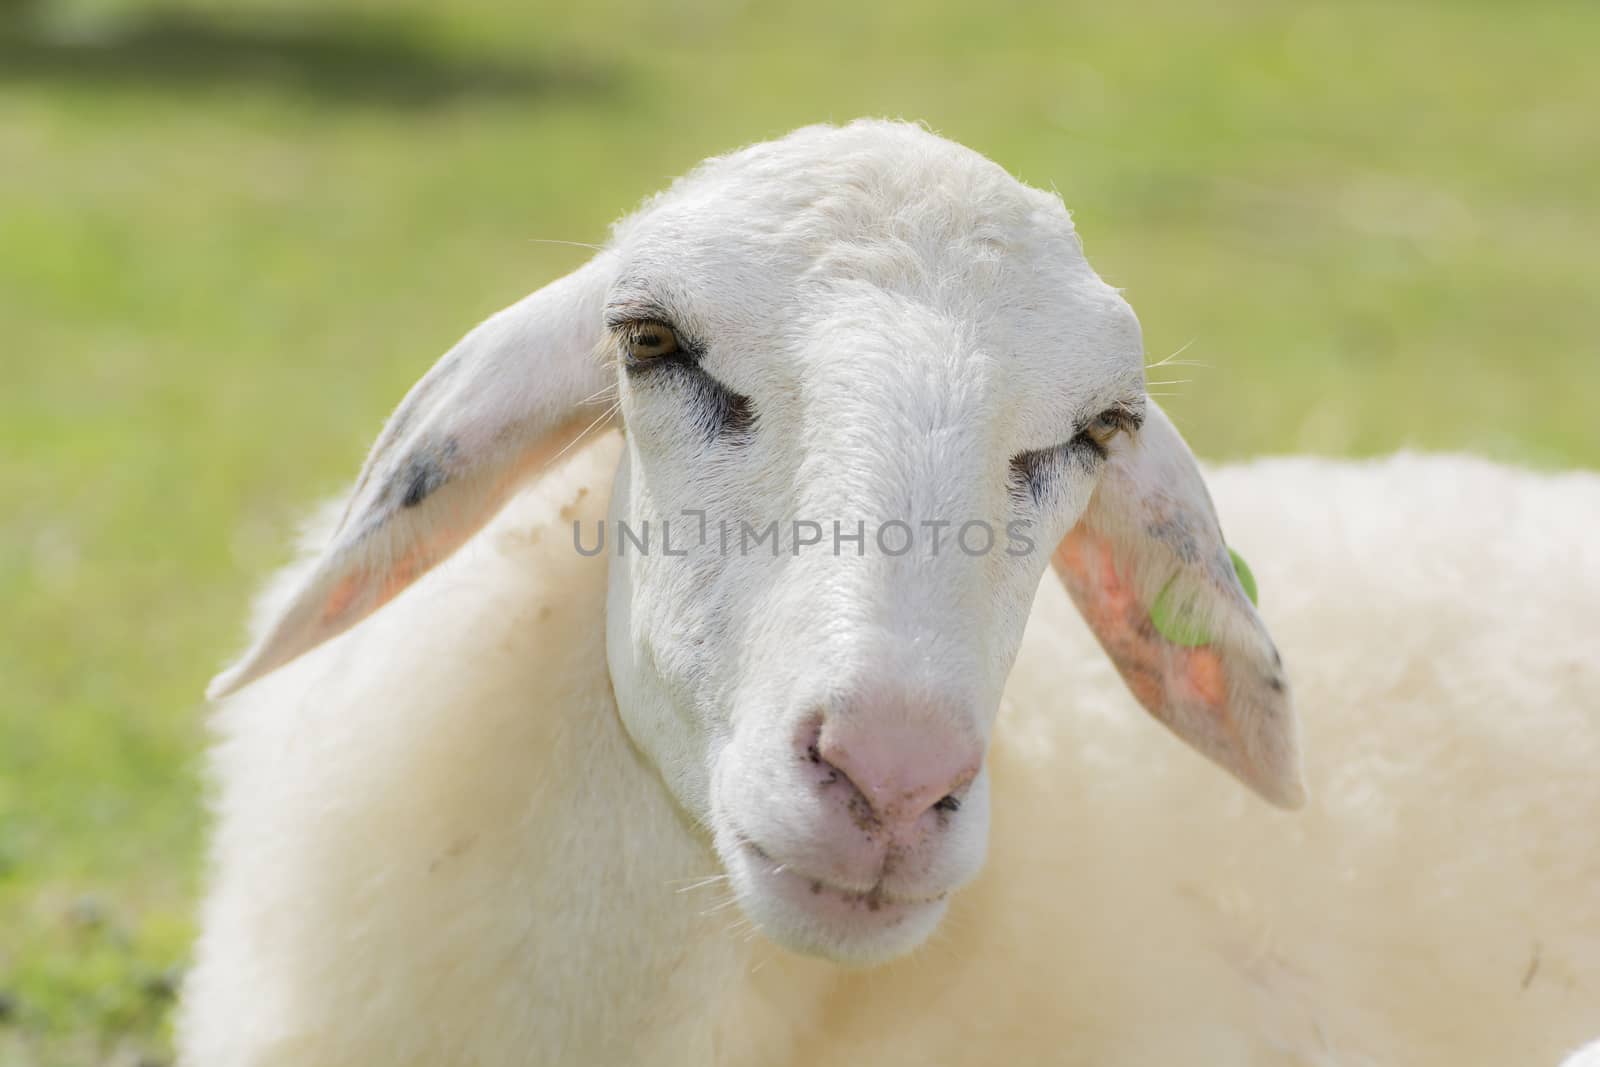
[1082, 409, 1130, 450]
[622, 321, 680, 363]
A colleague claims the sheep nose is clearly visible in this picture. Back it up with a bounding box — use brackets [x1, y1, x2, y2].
[815, 714, 982, 831]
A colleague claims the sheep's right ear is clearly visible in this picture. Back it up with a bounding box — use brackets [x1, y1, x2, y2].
[207, 255, 617, 700]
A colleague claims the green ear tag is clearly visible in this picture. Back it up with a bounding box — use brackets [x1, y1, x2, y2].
[1229, 546, 1258, 607]
[1149, 547, 1258, 647]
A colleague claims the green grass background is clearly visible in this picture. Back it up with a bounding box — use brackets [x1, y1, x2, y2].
[2, 0, 1597, 1061]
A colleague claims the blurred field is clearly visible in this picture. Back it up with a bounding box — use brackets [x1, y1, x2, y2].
[2, 0, 1597, 1061]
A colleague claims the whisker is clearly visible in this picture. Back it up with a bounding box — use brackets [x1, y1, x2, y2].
[580, 382, 620, 406]
[666, 872, 725, 887]
[1146, 339, 1200, 370]
[722, 915, 756, 942]
[527, 237, 605, 251]
[672, 873, 731, 894]
[550, 400, 621, 465]
[698, 897, 740, 919]
[699, 895, 743, 918]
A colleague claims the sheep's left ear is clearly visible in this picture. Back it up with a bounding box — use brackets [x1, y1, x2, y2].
[1051, 403, 1306, 809]
[207, 254, 617, 699]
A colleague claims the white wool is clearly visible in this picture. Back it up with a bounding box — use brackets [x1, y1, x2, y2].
[182, 438, 1600, 1065]
[1565, 1041, 1600, 1066]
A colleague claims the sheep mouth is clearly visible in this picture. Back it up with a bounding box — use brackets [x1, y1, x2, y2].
[739, 838, 947, 911]
[719, 835, 952, 964]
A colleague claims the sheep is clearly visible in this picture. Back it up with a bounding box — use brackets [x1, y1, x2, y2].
[180, 120, 1600, 1066]
[1567, 1042, 1600, 1067]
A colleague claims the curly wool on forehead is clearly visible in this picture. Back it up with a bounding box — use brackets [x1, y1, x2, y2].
[612, 120, 1078, 258]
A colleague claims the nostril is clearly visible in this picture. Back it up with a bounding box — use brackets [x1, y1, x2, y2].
[807, 740, 846, 788]
[798, 714, 826, 766]
[815, 716, 981, 829]
[799, 717, 848, 789]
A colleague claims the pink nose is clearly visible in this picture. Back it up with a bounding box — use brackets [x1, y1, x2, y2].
[815, 713, 982, 831]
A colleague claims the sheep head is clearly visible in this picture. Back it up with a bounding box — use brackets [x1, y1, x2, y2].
[209, 120, 1303, 966]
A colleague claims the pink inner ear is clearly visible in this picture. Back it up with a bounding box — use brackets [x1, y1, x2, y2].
[314, 455, 548, 631]
[1054, 528, 1234, 725]
[318, 531, 450, 627]
[320, 574, 364, 624]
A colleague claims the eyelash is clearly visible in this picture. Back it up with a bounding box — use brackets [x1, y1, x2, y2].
[1008, 441, 1098, 507]
[1008, 409, 1137, 506]
[614, 322, 699, 374]
[613, 320, 755, 441]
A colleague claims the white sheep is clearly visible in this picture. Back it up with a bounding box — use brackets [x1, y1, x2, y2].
[1566, 1042, 1600, 1067]
[181, 120, 1600, 1066]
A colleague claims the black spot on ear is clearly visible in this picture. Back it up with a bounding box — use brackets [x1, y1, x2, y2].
[1146, 517, 1202, 564]
[393, 438, 458, 509]
[400, 463, 440, 508]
